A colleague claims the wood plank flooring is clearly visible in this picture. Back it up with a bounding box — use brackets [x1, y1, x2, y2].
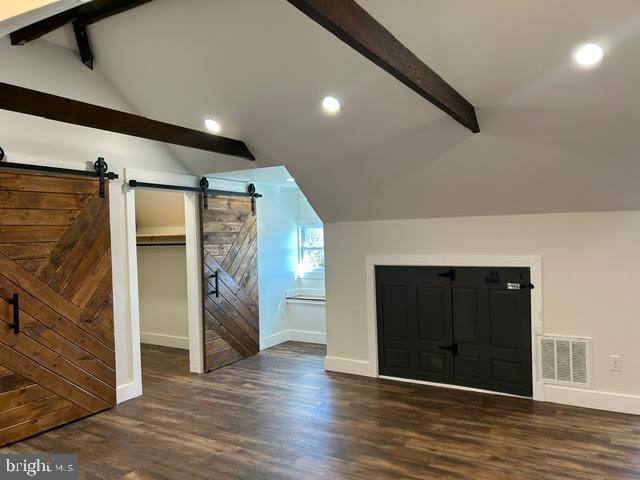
[3, 342, 640, 479]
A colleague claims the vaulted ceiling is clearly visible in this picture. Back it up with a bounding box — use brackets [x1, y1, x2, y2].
[20, 1, 640, 221]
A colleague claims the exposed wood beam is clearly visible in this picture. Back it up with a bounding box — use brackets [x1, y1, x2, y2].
[10, 8, 75, 45]
[0, 82, 255, 161]
[75, 0, 153, 25]
[72, 21, 94, 69]
[286, 0, 480, 133]
[10, 0, 153, 45]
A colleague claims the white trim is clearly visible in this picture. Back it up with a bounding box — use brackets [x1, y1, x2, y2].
[325, 356, 371, 377]
[123, 168, 206, 399]
[286, 298, 326, 306]
[286, 287, 326, 298]
[122, 178, 143, 403]
[116, 382, 143, 404]
[140, 332, 189, 350]
[261, 331, 289, 350]
[544, 385, 640, 415]
[184, 192, 204, 374]
[288, 329, 326, 344]
[379, 375, 528, 399]
[298, 271, 325, 280]
[261, 330, 327, 349]
[364, 254, 544, 401]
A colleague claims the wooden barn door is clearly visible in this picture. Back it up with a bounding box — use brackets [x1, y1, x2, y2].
[0, 168, 115, 446]
[200, 194, 259, 372]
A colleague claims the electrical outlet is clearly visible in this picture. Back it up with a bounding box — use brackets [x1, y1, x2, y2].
[610, 355, 622, 372]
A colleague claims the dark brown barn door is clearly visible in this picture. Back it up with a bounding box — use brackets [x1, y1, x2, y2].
[200, 195, 259, 372]
[0, 169, 115, 446]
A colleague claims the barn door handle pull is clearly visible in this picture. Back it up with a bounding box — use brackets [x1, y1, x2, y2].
[208, 270, 219, 298]
[8, 294, 19, 335]
[438, 343, 458, 355]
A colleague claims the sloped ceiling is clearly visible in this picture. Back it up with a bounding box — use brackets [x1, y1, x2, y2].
[43, 0, 640, 222]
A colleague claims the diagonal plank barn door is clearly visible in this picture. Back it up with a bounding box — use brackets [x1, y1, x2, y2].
[0, 169, 115, 447]
[201, 194, 259, 372]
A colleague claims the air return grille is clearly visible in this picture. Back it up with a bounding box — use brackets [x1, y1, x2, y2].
[539, 336, 592, 388]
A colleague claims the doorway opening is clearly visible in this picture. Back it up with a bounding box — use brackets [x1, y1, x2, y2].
[210, 166, 327, 351]
[134, 189, 190, 375]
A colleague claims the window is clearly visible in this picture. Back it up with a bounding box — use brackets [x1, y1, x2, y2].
[298, 225, 324, 274]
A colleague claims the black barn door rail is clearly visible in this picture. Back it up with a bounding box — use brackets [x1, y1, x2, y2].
[128, 178, 262, 212]
[127, 179, 262, 199]
[0, 152, 118, 198]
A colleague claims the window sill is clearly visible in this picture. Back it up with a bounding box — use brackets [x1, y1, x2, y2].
[298, 271, 325, 280]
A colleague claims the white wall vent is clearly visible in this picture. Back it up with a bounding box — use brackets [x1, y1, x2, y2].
[538, 336, 592, 388]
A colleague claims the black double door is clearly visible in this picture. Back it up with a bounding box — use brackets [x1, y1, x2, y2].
[376, 266, 532, 397]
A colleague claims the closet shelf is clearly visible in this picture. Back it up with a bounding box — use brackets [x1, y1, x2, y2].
[136, 233, 186, 246]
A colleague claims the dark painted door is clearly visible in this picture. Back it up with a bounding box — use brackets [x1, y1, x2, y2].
[376, 266, 532, 396]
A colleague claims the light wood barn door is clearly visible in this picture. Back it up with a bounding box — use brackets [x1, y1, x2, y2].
[201, 195, 259, 372]
[0, 170, 115, 446]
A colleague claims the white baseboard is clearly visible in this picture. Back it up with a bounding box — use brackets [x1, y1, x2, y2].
[116, 382, 142, 404]
[261, 329, 327, 350]
[140, 332, 189, 350]
[322, 354, 640, 415]
[543, 384, 640, 415]
[288, 329, 326, 344]
[261, 330, 290, 350]
[325, 356, 372, 377]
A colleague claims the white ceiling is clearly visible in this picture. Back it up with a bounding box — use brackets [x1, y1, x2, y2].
[211, 165, 297, 188]
[41, 0, 640, 222]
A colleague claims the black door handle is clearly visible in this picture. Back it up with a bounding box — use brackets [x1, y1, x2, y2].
[8, 294, 19, 335]
[208, 270, 219, 298]
[438, 343, 458, 355]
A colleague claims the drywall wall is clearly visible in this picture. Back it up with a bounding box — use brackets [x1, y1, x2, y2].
[0, 38, 189, 400]
[137, 246, 189, 349]
[135, 190, 188, 349]
[325, 211, 640, 412]
[298, 189, 322, 225]
[287, 301, 326, 345]
[0, 39, 186, 174]
[135, 189, 186, 236]
[255, 184, 299, 347]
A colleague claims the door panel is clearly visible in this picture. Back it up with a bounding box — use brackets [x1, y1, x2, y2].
[376, 265, 532, 396]
[200, 195, 259, 372]
[0, 170, 115, 447]
[376, 266, 453, 382]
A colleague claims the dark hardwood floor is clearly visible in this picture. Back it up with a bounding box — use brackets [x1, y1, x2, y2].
[3, 342, 640, 479]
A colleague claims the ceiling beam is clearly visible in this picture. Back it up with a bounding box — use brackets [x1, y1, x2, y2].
[72, 21, 94, 69]
[10, 0, 153, 45]
[75, 0, 153, 25]
[0, 82, 255, 161]
[9, 8, 75, 45]
[286, 0, 480, 133]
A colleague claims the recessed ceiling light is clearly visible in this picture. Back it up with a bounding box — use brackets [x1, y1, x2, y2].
[204, 118, 221, 133]
[574, 43, 604, 67]
[322, 96, 341, 114]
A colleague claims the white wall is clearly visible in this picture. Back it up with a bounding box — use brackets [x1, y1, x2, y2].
[0, 38, 189, 401]
[256, 184, 299, 346]
[325, 211, 640, 413]
[137, 246, 189, 349]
